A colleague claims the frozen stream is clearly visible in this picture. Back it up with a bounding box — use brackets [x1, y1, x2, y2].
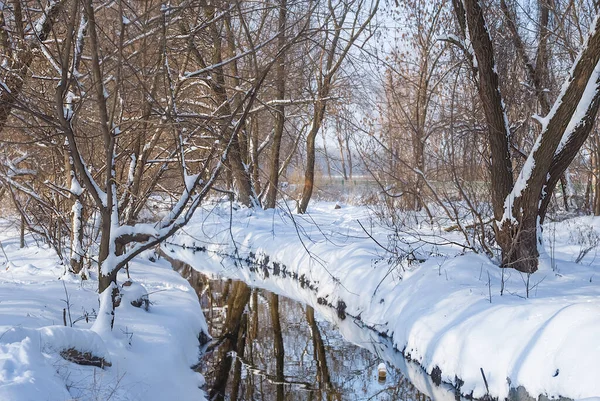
[172, 260, 444, 401]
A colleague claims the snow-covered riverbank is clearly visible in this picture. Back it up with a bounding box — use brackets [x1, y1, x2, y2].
[167, 201, 600, 400]
[0, 229, 208, 401]
[2, 199, 599, 400]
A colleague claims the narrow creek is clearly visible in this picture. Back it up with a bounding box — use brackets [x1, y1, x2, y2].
[171, 259, 448, 401]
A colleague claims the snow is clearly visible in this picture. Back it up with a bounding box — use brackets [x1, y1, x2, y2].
[166, 201, 600, 400]
[2, 197, 600, 400]
[0, 78, 11, 94]
[502, 14, 600, 224]
[0, 228, 208, 401]
[503, 135, 541, 222]
[70, 200, 83, 263]
[70, 174, 82, 196]
[127, 153, 136, 185]
[555, 60, 600, 156]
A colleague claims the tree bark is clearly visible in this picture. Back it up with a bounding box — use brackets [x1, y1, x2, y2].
[298, 100, 328, 213]
[457, 0, 600, 273]
[458, 0, 514, 221]
[265, 0, 287, 209]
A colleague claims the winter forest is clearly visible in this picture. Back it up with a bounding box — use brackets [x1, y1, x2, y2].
[1, 0, 600, 400]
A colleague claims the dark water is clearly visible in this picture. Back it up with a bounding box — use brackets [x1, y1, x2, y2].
[175, 262, 434, 401]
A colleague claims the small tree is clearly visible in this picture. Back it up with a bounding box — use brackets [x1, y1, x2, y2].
[298, 0, 379, 213]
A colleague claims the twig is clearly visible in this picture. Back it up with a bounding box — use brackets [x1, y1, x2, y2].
[61, 281, 73, 327]
[480, 367, 490, 394]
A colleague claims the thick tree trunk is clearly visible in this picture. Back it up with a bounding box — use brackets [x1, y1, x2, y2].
[457, 0, 600, 273]
[460, 0, 514, 221]
[496, 212, 539, 273]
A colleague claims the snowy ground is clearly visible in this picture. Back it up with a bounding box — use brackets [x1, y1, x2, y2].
[166, 201, 600, 400]
[2, 199, 600, 401]
[0, 226, 208, 401]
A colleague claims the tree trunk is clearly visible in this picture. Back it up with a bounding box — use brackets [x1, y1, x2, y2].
[19, 214, 25, 249]
[338, 132, 348, 180]
[69, 197, 84, 274]
[229, 312, 248, 401]
[210, 281, 251, 401]
[457, 0, 600, 273]
[265, 0, 287, 209]
[298, 101, 327, 213]
[270, 294, 285, 401]
[346, 136, 353, 180]
[458, 0, 514, 221]
[190, 2, 256, 207]
[306, 306, 332, 395]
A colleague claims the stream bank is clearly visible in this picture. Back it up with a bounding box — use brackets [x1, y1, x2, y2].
[164, 202, 600, 400]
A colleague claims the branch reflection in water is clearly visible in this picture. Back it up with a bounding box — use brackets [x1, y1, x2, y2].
[176, 262, 431, 401]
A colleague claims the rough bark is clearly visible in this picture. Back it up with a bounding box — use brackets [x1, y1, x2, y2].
[460, 0, 514, 221]
[498, 14, 600, 273]
[457, 0, 600, 273]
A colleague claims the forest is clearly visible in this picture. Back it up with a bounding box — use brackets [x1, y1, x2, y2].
[1, 0, 600, 400]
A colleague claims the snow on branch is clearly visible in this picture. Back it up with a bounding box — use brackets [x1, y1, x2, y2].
[501, 13, 600, 223]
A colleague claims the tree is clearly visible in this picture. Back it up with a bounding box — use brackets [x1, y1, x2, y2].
[264, 0, 288, 209]
[452, 0, 600, 272]
[298, 0, 379, 213]
[0, 0, 307, 330]
[379, 0, 449, 212]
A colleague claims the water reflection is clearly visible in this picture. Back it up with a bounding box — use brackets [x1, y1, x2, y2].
[176, 263, 432, 401]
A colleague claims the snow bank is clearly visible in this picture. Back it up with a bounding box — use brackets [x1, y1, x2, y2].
[0, 230, 208, 401]
[0, 334, 73, 401]
[167, 202, 600, 400]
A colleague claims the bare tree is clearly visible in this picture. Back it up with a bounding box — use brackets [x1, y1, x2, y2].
[264, 0, 288, 209]
[298, 0, 379, 213]
[453, 0, 600, 272]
